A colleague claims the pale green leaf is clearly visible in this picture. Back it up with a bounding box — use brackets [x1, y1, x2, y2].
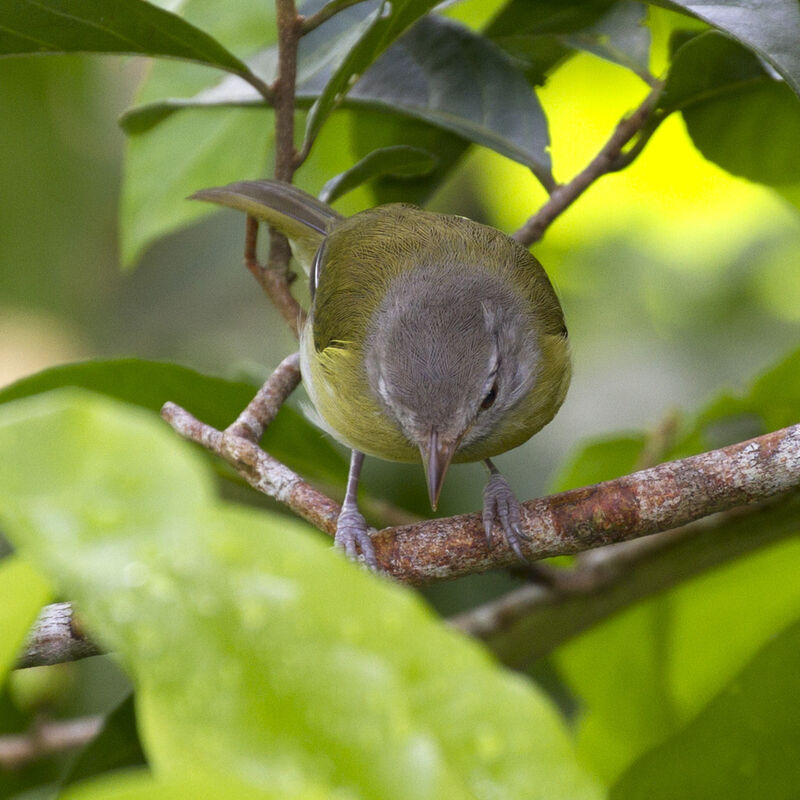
[0, 557, 52, 680]
[0, 390, 600, 800]
[610, 618, 800, 799]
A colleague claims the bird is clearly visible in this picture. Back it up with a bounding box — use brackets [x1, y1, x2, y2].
[192, 180, 571, 570]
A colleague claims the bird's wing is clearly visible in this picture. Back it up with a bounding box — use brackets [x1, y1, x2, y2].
[190, 179, 343, 272]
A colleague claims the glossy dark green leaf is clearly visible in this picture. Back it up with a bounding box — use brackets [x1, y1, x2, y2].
[561, 2, 651, 80]
[319, 145, 437, 203]
[349, 111, 469, 206]
[122, 15, 553, 184]
[660, 32, 800, 185]
[0, 358, 347, 486]
[63, 695, 147, 787]
[610, 618, 800, 799]
[484, 0, 616, 85]
[659, 0, 800, 96]
[0, 0, 250, 77]
[0, 390, 601, 800]
[488, 1, 652, 86]
[303, 0, 440, 148]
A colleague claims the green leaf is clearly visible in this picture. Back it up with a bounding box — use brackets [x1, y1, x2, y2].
[348, 111, 469, 206]
[0, 358, 347, 486]
[319, 145, 437, 203]
[661, 32, 800, 186]
[119, 0, 277, 266]
[659, 0, 800, 97]
[60, 769, 329, 800]
[0, 557, 52, 680]
[484, 0, 615, 85]
[610, 618, 800, 799]
[562, 2, 651, 80]
[550, 346, 800, 783]
[549, 434, 646, 493]
[121, 106, 273, 267]
[487, 1, 652, 86]
[556, 537, 800, 783]
[122, 15, 553, 184]
[63, 695, 147, 787]
[0, 0, 250, 77]
[303, 0, 441, 149]
[0, 390, 600, 800]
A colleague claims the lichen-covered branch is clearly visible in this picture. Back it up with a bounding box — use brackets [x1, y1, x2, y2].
[16, 602, 102, 669]
[449, 494, 800, 665]
[163, 367, 800, 584]
[20, 419, 800, 668]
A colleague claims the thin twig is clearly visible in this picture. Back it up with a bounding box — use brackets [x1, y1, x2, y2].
[449, 493, 800, 665]
[513, 84, 664, 247]
[226, 351, 302, 440]
[16, 602, 102, 669]
[163, 402, 341, 534]
[245, 0, 308, 337]
[162, 389, 800, 584]
[0, 715, 103, 770]
[300, 0, 371, 34]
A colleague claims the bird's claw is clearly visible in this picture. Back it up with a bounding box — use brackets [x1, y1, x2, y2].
[334, 507, 380, 571]
[483, 472, 529, 563]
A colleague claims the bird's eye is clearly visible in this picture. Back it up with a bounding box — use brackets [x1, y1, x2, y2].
[480, 382, 498, 411]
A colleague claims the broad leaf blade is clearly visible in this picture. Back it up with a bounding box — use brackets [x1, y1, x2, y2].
[303, 0, 441, 148]
[659, 0, 800, 97]
[0, 390, 600, 800]
[610, 619, 800, 799]
[62, 695, 147, 787]
[550, 346, 800, 782]
[121, 16, 553, 183]
[0, 557, 52, 679]
[0, 0, 250, 76]
[0, 358, 347, 486]
[118, 0, 277, 266]
[659, 32, 800, 186]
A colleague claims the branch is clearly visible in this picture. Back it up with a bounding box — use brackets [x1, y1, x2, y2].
[161, 353, 800, 583]
[449, 493, 800, 665]
[16, 602, 102, 669]
[245, 0, 307, 336]
[513, 84, 664, 247]
[0, 715, 103, 769]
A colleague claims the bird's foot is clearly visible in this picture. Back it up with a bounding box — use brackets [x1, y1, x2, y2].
[482, 472, 531, 562]
[334, 507, 379, 571]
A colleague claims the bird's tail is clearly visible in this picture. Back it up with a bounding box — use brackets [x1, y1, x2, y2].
[190, 180, 342, 271]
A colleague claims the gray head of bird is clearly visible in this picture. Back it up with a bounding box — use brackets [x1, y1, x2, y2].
[363, 268, 539, 509]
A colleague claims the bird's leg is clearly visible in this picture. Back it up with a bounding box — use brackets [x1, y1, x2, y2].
[482, 458, 531, 562]
[335, 450, 379, 570]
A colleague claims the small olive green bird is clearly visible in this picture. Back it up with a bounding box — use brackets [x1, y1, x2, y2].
[192, 180, 571, 569]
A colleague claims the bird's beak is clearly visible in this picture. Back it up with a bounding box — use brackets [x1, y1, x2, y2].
[420, 429, 460, 511]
